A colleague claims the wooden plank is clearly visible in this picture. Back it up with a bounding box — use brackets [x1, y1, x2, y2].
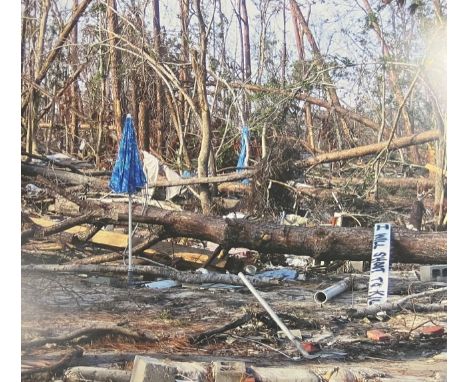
[29, 217, 221, 266]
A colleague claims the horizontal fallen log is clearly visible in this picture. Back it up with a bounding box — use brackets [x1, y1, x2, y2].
[22, 151, 84, 174]
[295, 130, 440, 169]
[21, 264, 281, 286]
[348, 287, 447, 318]
[47, 200, 447, 264]
[321, 177, 434, 189]
[22, 325, 159, 349]
[64, 366, 131, 382]
[149, 169, 257, 188]
[117, 208, 446, 264]
[21, 212, 96, 244]
[22, 163, 108, 189]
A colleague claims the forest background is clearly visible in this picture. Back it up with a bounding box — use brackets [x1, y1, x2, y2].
[8, 1, 467, 379]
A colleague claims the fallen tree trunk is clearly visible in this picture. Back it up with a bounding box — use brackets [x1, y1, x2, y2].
[117, 208, 446, 264]
[149, 169, 257, 188]
[295, 130, 440, 169]
[49, 200, 446, 263]
[22, 163, 108, 189]
[22, 325, 159, 349]
[21, 212, 96, 244]
[21, 264, 281, 286]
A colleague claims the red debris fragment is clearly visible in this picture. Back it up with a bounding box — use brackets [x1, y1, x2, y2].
[421, 325, 445, 336]
[367, 329, 391, 341]
[301, 341, 320, 353]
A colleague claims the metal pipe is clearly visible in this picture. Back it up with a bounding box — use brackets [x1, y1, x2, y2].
[238, 272, 318, 359]
[128, 194, 133, 284]
[314, 277, 351, 304]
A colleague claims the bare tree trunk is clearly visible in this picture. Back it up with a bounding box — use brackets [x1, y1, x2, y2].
[291, 7, 315, 151]
[295, 130, 439, 170]
[26, 0, 51, 154]
[96, 9, 106, 166]
[361, 0, 419, 163]
[70, 0, 80, 154]
[240, 0, 251, 82]
[281, 0, 287, 87]
[153, 0, 164, 155]
[239, 0, 251, 118]
[21, 0, 30, 77]
[138, 101, 150, 151]
[193, 0, 212, 214]
[289, 0, 352, 148]
[107, 0, 123, 135]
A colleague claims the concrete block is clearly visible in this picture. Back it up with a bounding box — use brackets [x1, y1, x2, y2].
[252, 366, 321, 382]
[213, 361, 246, 382]
[420, 265, 447, 282]
[130, 356, 208, 382]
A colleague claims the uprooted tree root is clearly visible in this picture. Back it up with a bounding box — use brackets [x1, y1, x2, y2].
[241, 136, 303, 217]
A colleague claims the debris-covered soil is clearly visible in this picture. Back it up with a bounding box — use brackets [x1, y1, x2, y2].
[22, 264, 446, 381]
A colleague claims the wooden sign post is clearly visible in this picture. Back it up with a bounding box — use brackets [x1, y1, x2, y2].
[367, 223, 392, 306]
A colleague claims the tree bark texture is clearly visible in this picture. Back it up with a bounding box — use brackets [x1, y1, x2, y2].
[289, 0, 352, 146]
[22, 163, 108, 189]
[295, 130, 439, 169]
[193, 0, 212, 214]
[115, 208, 446, 264]
[107, 0, 123, 135]
[22, 264, 279, 286]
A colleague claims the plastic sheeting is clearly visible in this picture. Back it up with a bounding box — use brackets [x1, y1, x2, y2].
[142, 151, 185, 200]
[236, 126, 250, 185]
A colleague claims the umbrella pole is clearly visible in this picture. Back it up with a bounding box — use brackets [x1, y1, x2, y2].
[128, 194, 133, 285]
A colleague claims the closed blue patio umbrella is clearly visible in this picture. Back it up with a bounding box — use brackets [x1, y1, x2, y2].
[109, 114, 146, 283]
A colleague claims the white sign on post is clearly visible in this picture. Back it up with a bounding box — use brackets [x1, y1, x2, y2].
[367, 223, 392, 306]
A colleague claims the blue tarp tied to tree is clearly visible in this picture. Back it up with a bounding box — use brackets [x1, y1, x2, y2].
[236, 125, 250, 185]
[109, 115, 147, 194]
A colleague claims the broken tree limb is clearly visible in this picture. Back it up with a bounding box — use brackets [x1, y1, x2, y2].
[22, 325, 159, 349]
[21, 264, 281, 286]
[22, 162, 108, 189]
[191, 313, 255, 344]
[21, 212, 96, 244]
[348, 287, 447, 318]
[295, 130, 440, 169]
[229, 82, 381, 132]
[116, 208, 446, 264]
[148, 169, 257, 188]
[21, 151, 84, 174]
[21, 347, 83, 376]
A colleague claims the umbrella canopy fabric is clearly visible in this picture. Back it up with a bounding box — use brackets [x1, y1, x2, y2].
[109, 115, 147, 194]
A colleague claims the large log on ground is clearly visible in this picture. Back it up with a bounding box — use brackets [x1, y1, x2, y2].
[48, 201, 446, 264]
[22, 163, 107, 189]
[117, 208, 446, 264]
[21, 264, 280, 286]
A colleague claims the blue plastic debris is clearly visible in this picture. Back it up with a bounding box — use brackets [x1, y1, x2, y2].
[146, 280, 181, 289]
[257, 269, 298, 281]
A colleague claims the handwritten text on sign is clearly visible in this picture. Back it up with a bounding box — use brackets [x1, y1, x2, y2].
[367, 223, 392, 306]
